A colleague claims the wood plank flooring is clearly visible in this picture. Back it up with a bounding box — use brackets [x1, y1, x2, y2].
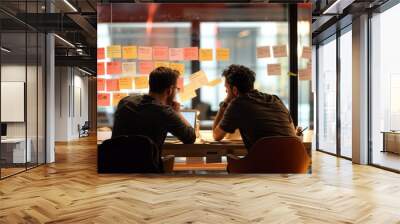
[1, 136, 400, 223]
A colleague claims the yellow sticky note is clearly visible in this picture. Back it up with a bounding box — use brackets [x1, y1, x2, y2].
[170, 63, 185, 76]
[134, 76, 149, 89]
[179, 85, 197, 102]
[207, 78, 222, 87]
[107, 45, 122, 58]
[122, 62, 136, 76]
[119, 77, 133, 90]
[199, 48, 213, 61]
[113, 93, 128, 106]
[122, 45, 137, 59]
[216, 48, 230, 61]
[154, 61, 170, 69]
[189, 70, 209, 90]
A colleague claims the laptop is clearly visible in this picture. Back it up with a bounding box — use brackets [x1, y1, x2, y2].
[167, 110, 197, 139]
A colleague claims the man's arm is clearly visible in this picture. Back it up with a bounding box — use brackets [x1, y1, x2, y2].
[166, 102, 196, 144]
[212, 102, 228, 141]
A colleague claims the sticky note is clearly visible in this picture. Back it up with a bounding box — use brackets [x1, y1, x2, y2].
[179, 85, 197, 102]
[169, 48, 184, 61]
[216, 48, 230, 61]
[107, 45, 122, 58]
[98, 93, 110, 107]
[138, 61, 154, 75]
[257, 46, 271, 58]
[153, 46, 169, 60]
[106, 62, 122, 75]
[138, 46, 152, 60]
[177, 77, 184, 91]
[97, 78, 105, 91]
[119, 77, 133, 89]
[122, 62, 136, 76]
[169, 63, 185, 76]
[106, 79, 120, 91]
[301, 46, 312, 60]
[134, 76, 149, 89]
[154, 61, 170, 69]
[207, 78, 222, 87]
[299, 63, 312, 80]
[97, 48, 105, 60]
[112, 93, 128, 106]
[189, 70, 209, 90]
[199, 48, 213, 61]
[267, 64, 281, 76]
[273, 45, 287, 58]
[97, 62, 105, 75]
[184, 47, 199, 60]
[122, 45, 137, 59]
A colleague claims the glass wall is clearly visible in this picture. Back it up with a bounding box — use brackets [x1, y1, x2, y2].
[371, 3, 400, 171]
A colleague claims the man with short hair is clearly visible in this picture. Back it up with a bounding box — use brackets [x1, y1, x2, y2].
[112, 67, 196, 171]
[213, 64, 296, 150]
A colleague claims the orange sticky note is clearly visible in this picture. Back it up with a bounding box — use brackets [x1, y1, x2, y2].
[206, 78, 222, 87]
[267, 64, 281, 76]
[170, 63, 185, 76]
[134, 76, 149, 89]
[256, 46, 271, 58]
[112, 93, 128, 106]
[97, 62, 105, 75]
[154, 61, 170, 69]
[107, 45, 122, 58]
[301, 46, 312, 60]
[122, 62, 136, 75]
[138, 46, 152, 60]
[106, 79, 120, 91]
[177, 77, 184, 91]
[106, 62, 122, 75]
[272, 45, 287, 58]
[119, 77, 133, 89]
[97, 48, 105, 60]
[138, 61, 154, 75]
[179, 85, 197, 102]
[216, 48, 230, 61]
[169, 48, 184, 61]
[199, 48, 213, 61]
[153, 46, 169, 60]
[122, 45, 137, 59]
[97, 78, 105, 91]
[184, 47, 199, 60]
[98, 93, 110, 107]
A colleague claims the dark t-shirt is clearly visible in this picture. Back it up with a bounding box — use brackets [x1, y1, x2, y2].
[112, 94, 196, 150]
[219, 90, 296, 150]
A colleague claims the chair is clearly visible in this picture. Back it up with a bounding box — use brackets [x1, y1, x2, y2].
[227, 136, 310, 173]
[78, 121, 90, 138]
[98, 135, 163, 173]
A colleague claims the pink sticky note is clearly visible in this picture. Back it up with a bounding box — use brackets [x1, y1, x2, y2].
[97, 62, 105, 75]
[153, 46, 169, 60]
[177, 77, 184, 91]
[98, 93, 110, 107]
[138, 61, 154, 75]
[97, 78, 105, 91]
[106, 62, 122, 75]
[97, 48, 105, 60]
[184, 47, 199, 60]
[169, 48, 184, 61]
[106, 79, 120, 91]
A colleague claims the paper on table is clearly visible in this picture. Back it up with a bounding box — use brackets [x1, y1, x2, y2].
[112, 93, 128, 106]
[256, 46, 271, 58]
[169, 48, 184, 61]
[106, 61, 122, 75]
[122, 45, 137, 59]
[153, 46, 169, 60]
[267, 64, 282, 76]
[154, 61, 170, 69]
[98, 93, 110, 107]
[206, 78, 222, 87]
[272, 45, 287, 58]
[189, 70, 209, 90]
[97, 48, 105, 60]
[301, 46, 312, 60]
[138, 46, 153, 60]
[216, 48, 230, 61]
[119, 77, 133, 89]
[97, 62, 105, 75]
[97, 78, 105, 91]
[122, 62, 136, 76]
[184, 47, 199, 60]
[107, 45, 122, 58]
[138, 61, 154, 75]
[134, 76, 149, 89]
[169, 63, 185, 75]
[106, 79, 120, 91]
[199, 48, 213, 61]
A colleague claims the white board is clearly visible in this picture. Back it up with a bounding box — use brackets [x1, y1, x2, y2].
[1, 82, 25, 122]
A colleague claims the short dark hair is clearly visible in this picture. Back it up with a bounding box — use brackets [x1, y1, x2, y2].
[222, 64, 255, 93]
[149, 67, 179, 93]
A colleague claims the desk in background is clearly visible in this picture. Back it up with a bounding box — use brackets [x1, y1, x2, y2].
[382, 131, 400, 154]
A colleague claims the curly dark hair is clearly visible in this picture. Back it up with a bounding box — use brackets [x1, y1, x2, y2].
[149, 67, 179, 93]
[222, 64, 255, 94]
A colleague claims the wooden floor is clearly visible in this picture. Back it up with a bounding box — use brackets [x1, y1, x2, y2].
[1, 136, 400, 223]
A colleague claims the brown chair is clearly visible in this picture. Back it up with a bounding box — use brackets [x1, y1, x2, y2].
[227, 136, 310, 173]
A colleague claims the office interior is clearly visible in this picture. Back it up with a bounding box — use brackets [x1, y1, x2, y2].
[0, 0, 400, 222]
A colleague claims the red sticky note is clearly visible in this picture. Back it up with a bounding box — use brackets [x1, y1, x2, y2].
[106, 61, 122, 75]
[184, 47, 198, 60]
[138, 61, 154, 75]
[177, 77, 184, 91]
[97, 48, 105, 60]
[106, 79, 120, 91]
[153, 46, 169, 60]
[97, 93, 110, 107]
[169, 48, 184, 61]
[97, 62, 105, 75]
[97, 78, 105, 91]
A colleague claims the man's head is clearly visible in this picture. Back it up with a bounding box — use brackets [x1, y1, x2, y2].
[149, 67, 180, 103]
[222, 64, 256, 98]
